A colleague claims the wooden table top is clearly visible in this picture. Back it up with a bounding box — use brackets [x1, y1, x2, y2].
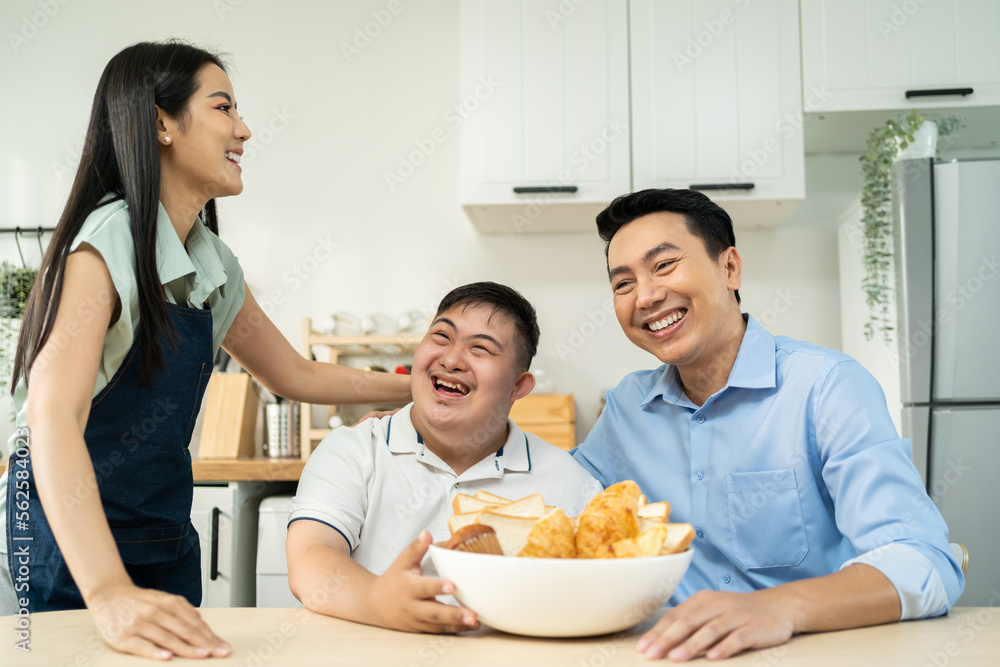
[3, 606, 998, 665]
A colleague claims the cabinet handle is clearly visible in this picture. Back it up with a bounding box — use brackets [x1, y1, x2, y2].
[512, 186, 579, 194]
[690, 183, 755, 191]
[210, 507, 221, 581]
[905, 87, 973, 99]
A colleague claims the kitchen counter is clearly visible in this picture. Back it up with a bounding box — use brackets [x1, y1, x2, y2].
[0, 458, 300, 482]
[4, 606, 998, 665]
[192, 457, 304, 482]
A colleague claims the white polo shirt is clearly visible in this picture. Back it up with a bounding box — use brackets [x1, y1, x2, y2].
[288, 403, 603, 576]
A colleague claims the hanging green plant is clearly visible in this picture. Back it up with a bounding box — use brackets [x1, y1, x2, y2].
[858, 111, 962, 343]
[0, 262, 36, 318]
[1, 261, 37, 388]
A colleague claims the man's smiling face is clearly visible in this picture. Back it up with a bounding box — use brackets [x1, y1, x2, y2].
[607, 211, 742, 371]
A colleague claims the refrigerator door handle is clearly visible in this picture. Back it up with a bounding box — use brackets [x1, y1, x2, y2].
[210, 507, 221, 581]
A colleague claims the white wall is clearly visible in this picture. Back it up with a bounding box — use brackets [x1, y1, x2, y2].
[0, 0, 854, 445]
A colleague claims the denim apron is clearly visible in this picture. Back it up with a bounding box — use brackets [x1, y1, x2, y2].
[6, 301, 214, 612]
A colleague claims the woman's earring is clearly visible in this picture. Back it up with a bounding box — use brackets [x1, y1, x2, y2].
[164, 136, 171, 144]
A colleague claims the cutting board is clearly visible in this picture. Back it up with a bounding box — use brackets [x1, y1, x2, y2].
[199, 372, 258, 458]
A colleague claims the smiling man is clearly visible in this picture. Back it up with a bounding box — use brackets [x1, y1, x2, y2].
[286, 281, 601, 633]
[571, 189, 964, 661]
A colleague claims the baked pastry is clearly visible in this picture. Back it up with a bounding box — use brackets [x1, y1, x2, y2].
[574, 480, 641, 558]
[519, 508, 576, 558]
[444, 524, 503, 555]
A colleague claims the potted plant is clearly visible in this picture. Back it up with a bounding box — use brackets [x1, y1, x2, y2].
[858, 111, 961, 342]
[0, 261, 37, 389]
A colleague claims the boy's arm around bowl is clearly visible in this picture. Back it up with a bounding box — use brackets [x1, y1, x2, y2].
[286, 522, 479, 634]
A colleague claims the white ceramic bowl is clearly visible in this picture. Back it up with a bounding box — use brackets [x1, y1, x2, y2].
[428, 545, 693, 637]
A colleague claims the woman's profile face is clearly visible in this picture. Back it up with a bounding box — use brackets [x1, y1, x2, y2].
[161, 63, 252, 201]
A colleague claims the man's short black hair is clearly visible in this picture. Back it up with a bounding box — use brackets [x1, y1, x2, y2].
[596, 188, 741, 305]
[435, 281, 540, 372]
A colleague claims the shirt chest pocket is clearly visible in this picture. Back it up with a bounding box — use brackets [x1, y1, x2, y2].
[726, 469, 809, 570]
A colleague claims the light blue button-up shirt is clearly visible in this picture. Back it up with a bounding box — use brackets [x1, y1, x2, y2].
[572, 315, 964, 619]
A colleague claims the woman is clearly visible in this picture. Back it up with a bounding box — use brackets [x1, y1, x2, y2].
[0, 41, 410, 660]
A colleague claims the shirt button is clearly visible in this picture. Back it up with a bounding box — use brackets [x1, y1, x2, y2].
[453, 483, 459, 488]
[696, 529, 704, 539]
[695, 470, 704, 481]
[696, 415, 706, 424]
[723, 574, 731, 584]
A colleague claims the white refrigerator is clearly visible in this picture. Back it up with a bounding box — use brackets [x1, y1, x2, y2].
[893, 157, 1000, 606]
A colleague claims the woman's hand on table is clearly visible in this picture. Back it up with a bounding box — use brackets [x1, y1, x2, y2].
[368, 530, 480, 634]
[87, 583, 231, 660]
[637, 589, 796, 661]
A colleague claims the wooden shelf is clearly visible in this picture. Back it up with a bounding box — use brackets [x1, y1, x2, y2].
[300, 318, 421, 459]
[192, 457, 305, 482]
[306, 334, 423, 348]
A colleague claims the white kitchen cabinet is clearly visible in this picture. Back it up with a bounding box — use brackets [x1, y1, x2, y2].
[802, 0, 1000, 112]
[460, 0, 631, 233]
[630, 0, 805, 227]
[191, 482, 288, 607]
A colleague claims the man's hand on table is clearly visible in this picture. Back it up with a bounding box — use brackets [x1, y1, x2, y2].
[638, 564, 903, 661]
[368, 530, 480, 634]
[637, 589, 797, 661]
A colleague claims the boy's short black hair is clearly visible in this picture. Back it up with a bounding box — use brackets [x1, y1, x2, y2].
[596, 188, 741, 304]
[435, 282, 540, 372]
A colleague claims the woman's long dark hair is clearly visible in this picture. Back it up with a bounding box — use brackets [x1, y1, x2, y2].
[12, 41, 226, 392]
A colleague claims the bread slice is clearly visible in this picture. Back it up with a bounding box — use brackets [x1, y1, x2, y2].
[661, 523, 695, 555]
[473, 490, 512, 504]
[638, 517, 663, 533]
[637, 501, 670, 522]
[487, 493, 545, 518]
[452, 494, 502, 514]
[448, 511, 482, 535]
[477, 512, 537, 556]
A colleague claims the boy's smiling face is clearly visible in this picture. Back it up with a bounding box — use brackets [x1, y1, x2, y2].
[409, 303, 534, 460]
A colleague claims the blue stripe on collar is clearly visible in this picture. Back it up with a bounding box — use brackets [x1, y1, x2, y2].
[386, 414, 423, 446]
[491, 435, 531, 472]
